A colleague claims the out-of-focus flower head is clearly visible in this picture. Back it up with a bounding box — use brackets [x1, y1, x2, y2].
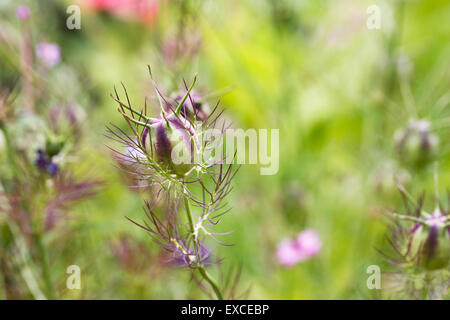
[16, 5, 31, 20]
[407, 208, 450, 271]
[394, 119, 439, 169]
[49, 104, 86, 141]
[389, 185, 450, 271]
[277, 229, 321, 267]
[83, 0, 160, 25]
[383, 181, 450, 299]
[34, 130, 66, 177]
[36, 42, 61, 67]
[161, 31, 202, 70]
[35, 148, 59, 177]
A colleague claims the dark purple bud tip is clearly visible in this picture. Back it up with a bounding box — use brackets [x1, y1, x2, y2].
[35, 149, 50, 171]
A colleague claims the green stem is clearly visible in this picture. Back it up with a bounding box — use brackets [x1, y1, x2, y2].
[33, 231, 54, 299]
[184, 197, 194, 235]
[184, 197, 223, 300]
[422, 272, 431, 300]
[0, 122, 19, 180]
[198, 267, 223, 300]
[175, 75, 197, 115]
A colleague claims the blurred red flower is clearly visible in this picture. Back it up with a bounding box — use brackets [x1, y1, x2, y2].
[82, 0, 160, 25]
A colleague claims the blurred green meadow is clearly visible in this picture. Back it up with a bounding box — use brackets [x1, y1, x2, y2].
[1, 0, 450, 299]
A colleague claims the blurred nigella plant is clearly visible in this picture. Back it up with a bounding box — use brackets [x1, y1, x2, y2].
[382, 173, 450, 299]
[107, 67, 240, 299]
[0, 5, 98, 299]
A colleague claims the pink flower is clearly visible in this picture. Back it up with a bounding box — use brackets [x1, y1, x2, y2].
[36, 42, 61, 67]
[84, 0, 159, 25]
[276, 229, 321, 267]
[16, 5, 31, 20]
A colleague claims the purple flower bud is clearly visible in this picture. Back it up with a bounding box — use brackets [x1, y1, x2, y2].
[276, 229, 321, 267]
[36, 42, 61, 67]
[16, 5, 31, 20]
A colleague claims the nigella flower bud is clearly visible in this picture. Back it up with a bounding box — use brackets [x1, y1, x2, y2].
[144, 113, 200, 177]
[394, 119, 439, 168]
[407, 208, 450, 271]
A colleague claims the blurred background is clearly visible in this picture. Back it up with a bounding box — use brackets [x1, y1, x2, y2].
[0, 0, 449, 299]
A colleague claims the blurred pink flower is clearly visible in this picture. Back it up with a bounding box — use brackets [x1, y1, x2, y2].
[16, 5, 31, 20]
[36, 42, 61, 67]
[83, 0, 160, 25]
[276, 229, 321, 267]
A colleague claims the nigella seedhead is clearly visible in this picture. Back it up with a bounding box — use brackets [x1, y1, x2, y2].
[142, 113, 200, 177]
[394, 119, 439, 169]
[406, 208, 450, 271]
[111, 68, 239, 299]
[388, 182, 450, 272]
[108, 68, 229, 193]
[34, 131, 67, 177]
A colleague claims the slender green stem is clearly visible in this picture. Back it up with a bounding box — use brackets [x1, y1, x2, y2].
[184, 197, 194, 235]
[0, 123, 19, 180]
[33, 231, 54, 300]
[422, 272, 431, 300]
[9, 222, 47, 300]
[198, 267, 223, 300]
[391, 212, 424, 224]
[175, 75, 197, 115]
[184, 197, 223, 300]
